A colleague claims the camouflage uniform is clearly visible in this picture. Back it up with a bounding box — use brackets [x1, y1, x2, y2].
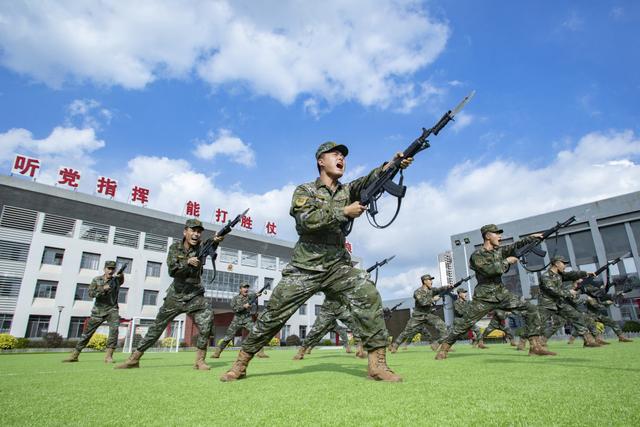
[443, 235, 543, 345]
[394, 285, 447, 346]
[453, 297, 481, 341]
[538, 268, 592, 337]
[136, 240, 213, 352]
[75, 273, 122, 351]
[584, 297, 624, 336]
[481, 309, 515, 341]
[303, 297, 360, 348]
[218, 291, 258, 349]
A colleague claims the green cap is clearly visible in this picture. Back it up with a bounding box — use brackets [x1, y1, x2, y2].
[185, 218, 204, 230]
[104, 260, 116, 268]
[240, 283, 250, 288]
[481, 224, 503, 235]
[315, 141, 349, 159]
[551, 255, 569, 264]
[421, 274, 435, 281]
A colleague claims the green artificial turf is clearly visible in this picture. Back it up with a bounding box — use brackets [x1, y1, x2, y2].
[1, 341, 639, 426]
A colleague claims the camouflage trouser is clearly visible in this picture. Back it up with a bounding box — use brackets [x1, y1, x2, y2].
[304, 316, 349, 348]
[543, 312, 567, 338]
[219, 316, 253, 348]
[575, 312, 622, 336]
[540, 305, 590, 338]
[76, 307, 120, 351]
[137, 294, 213, 351]
[444, 284, 542, 345]
[394, 313, 446, 345]
[571, 312, 599, 337]
[241, 263, 387, 354]
[482, 317, 514, 340]
[453, 318, 481, 342]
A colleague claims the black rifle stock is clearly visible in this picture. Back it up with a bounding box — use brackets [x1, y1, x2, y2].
[108, 263, 127, 305]
[513, 216, 576, 268]
[249, 284, 270, 316]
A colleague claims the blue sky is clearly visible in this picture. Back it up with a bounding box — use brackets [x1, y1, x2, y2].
[1, 1, 639, 297]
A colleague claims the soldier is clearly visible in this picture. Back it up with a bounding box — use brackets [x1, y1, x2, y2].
[210, 283, 269, 359]
[220, 141, 412, 382]
[389, 274, 451, 353]
[481, 309, 516, 346]
[538, 256, 603, 347]
[583, 292, 633, 343]
[436, 224, 553, 360]
[116, 219, 221, 371]
[63, 260, 124, 363]
[453, 288, 484, 348]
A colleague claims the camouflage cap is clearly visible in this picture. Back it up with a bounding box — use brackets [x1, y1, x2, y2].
[457, 287, 468, 294]
[551, 255, 570, 264]
[421, 274, 435, 281]
[185, 218, 204, 230]
[315, 141, 349, 159]
[104, 260, 116, 268]
[240, 283, 250, 288]
[481, 224, 503, 235]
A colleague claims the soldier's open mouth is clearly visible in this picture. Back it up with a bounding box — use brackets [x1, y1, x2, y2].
[337, 163, 343, 169]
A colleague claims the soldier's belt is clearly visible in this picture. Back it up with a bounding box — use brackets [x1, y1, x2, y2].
[299, 234, 346, 247]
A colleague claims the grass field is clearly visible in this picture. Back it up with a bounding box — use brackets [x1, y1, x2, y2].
[1, 341, 639, 426]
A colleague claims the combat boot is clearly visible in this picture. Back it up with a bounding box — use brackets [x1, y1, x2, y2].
[115, 350, 143, 369]
[367, 347, 402, 382]
[477, 339, 488, 349]
[389, 342, 399, 353]
[430, 342, 439, 351]
[193, 349, 210, 370]
[435, 343, 451, 360]
[595, 335, 610, 345]
[582, 333, 601, 348]
[104, 347, 115, 363]
[509, 337, 517, 347]
[471, 340, 478, 348]
[567, 336, 576, 344]
[516, 337, 527, 351]
[618, 335, 633, 343]
[528, 336, 557, 356]
[210, 346, 223, 359]
[256, 348, 269, 358]
[355, 343, 366, 359]
[292, 347, 306, 360]
[305, 347, 312, 354]
[345, 343, 353, 354]
[220, 350, 254, 382]
[62, 349, 80, 363]
[541, 336, 548, 346]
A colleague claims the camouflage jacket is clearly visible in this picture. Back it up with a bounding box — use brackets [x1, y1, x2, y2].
[539, 269, 588, 310]
[413, 287, 437, 315]
[469, 236, 539, 301]
[166, 240, 204, 300]
[585, 296, 609, 316]
[289, 166, 383, 272]
[89, 274, 122, 312]
[454, 298, 472, 318]
[231, 292, 256, 320]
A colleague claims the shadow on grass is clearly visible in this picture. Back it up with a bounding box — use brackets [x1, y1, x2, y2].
[481, 357, 640, 373]
[245, 362, 366, 379]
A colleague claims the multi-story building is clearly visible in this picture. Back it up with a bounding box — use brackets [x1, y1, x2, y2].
[0, 175, 327, 345]
[449, 191, 640, 323]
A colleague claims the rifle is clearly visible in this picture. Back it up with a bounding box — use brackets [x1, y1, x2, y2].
[576, 252, 630, 297]
[249, 284, 271, 316]
[197, 208, 249, 283]
[383, 302, 403, 320]
[108, 263, 127, 305]
[366, 255, 395, 285]
[439, 275, 473, 298]
[342, 91, 475, 235]
[513, 216, 576, 271]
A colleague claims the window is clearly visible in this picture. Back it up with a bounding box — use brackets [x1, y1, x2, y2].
[26, 315, 50, 338]
[315, 304, 322, 316]
[41, 213, 75, 237]
[299, 325, 307, 339]
[79, 221, 109, 243]
[545, 235, 571, 264]
[0, 314, 12, 333]
[261, 255, 276, 270]
[299, 304, 307, 315]
[281, 325, 291, 340]
[116, 257, 133, 274]
[569, 231, 598, 266]
[80, 252, 101, 270]
[278, 257, 289, 271]
[41, 247, 64, 266]
[241, 251, 258, 267]
[143, 290, 158, 306]
[146, 261, 162, 278]
[74, 284, 91, 301]
[114, 227, 140, 248]
[599, 224, 632, 260]
[144, 233, 168, 252]
[68, 317, 88, 338]
[201, 270, 258, 293]
[34, 280, 57, 299]
[0, 240, 30, 262]
[118, 288, 129, 304]
[0, 276, 21, 297]
[264, 277, 274, 290]
[220, 248, 239, 265]
[0, 205, 38, 231]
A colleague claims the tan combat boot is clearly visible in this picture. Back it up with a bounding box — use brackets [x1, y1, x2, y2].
[62, 349, 80, 363]
[367, 348, 402, 382]
[516, 337, 527, 351]
[509, 337, 517, 347]
[430, 342, 439, 352]
[355, 343, 366, 359]
[618, 335, 633, 343]
[541, 336, 548, 346]
[104, 347, 115, 363]
[477, 339, 488, 349]
[193, 349, 211, 370]
[528, 336, 557, 356]
[595, 335, 610, 345]
[292, 347, 306, 360]
[567, 336, 576, 344]
[305, 347, 312, 354]
[256, 348, 269, 358]
[389, 342, 399, 353]
[435, 343, 451, 360]
[210, 346, 223, 359]
[220, 350, 254, 382]
[115, 350, 143, 369]
[582, 333, 601, 348]
[345, 343, 353, 354]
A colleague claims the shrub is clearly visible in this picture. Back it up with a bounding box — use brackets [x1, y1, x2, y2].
[27, 340, 49, 348]
[44, 332, 63, 348]
[623, 320, 640, 333]
[285, 335, 301, 346]
[161, 337, 177, 348]
[0, 334, 18, 350]
[88, 333, 107, 350]
[14, 338, 29, 349]
[411, 333, 421, 343]
[61, 339, 79, 348]
[268, 337, 280, 347]
[321, 339, 333, 346]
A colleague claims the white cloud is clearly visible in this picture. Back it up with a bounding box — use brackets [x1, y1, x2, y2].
[0, 0, 450, 111]
[193, 129, 256, 167]
[451, 112, 473, 133]
[66, 99, 114, 130]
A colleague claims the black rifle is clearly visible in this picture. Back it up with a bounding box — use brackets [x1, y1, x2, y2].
[108, 263, 127, 305]
[440, 275, 473, 299]
[342, 91, 475, 235]
[197, 208, 249, 283]
[366, 255, 395, 285]
[576, 252, 630, 295]
[249, 284, 270, 316]
[383, 302, 403, 320]
[513, 216, 577, 271]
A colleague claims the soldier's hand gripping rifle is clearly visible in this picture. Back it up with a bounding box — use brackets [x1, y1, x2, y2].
[342, 91, 475, 235]
[108, 263, 127, 305]
[197, 208, 249, 283]
[439, 275, 473, 299]
[513, 216, 577, 272]
[576, 252, 631, 300]
[366, 255, 395, 286]
[383, 302, 403, 320]
[249, 283, 271, 317]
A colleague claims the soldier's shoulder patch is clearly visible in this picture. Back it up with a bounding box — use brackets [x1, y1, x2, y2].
[294, 196, 309, 207]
